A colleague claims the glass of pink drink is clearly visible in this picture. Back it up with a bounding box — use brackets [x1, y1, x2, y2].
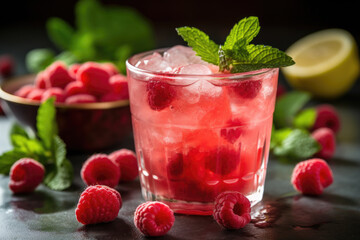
[126, 46, 279, 215]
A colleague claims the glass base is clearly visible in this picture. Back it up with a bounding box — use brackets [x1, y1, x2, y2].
[141, 184, 265, 215]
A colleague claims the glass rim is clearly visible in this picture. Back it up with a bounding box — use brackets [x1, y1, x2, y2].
[126, 47, 278, 81]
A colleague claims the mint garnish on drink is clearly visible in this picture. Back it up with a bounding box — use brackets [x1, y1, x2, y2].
[176, 16, 295, 73]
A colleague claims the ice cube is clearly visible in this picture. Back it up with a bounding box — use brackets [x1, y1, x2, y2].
[178, 64, 212, 75]
[163, 45, 204, 67]
[135, 52, 172, 72]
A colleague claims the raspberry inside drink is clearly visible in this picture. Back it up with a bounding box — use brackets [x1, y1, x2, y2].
[126, 46, 279, 215]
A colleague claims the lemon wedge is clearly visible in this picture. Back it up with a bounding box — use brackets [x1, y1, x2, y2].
[282, 29, 360, 98]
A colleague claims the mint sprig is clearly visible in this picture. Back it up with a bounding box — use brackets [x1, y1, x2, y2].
[176, 16, 295, 73]
[0, 98, 73, 191]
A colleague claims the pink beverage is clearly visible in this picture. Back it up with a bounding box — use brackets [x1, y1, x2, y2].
[126, 46, 279, 215]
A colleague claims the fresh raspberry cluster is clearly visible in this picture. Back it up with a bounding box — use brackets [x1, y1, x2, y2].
[80, 149, 138, 188]
[14, 61, 128, 104]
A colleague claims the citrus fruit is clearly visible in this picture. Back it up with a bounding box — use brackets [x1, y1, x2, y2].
[282, 29, 360, 98]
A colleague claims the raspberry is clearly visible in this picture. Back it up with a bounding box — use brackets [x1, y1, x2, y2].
[14, 85, 36, 98]
[0, 55, 14, 77]
[68, 63, 82, 79]
[27, 88, 45, 101]
[77, 62, 112, 96]
[167, 152, 184, 180]
[65, 94, 97, 104]
[146, 80, 176, 110]
[34, 71, 49, 89]
[41, 87, 66, 103]
[312, 128, 336, 159]
[231, 79, 262, 99]
[9, 158, 45, 194]
[134, 201, 175, 236]
[291, 158, 333, 195]
[46, 61, 75, 89]
[204, 147, 239, 175]
[109, 74, 129, 99]
[75, 185, 122, 225]
[220, 119, 244, 143]
[276, 83, 287, 98]
[101, 62, 119, 75]
[313, 104, 340, 134]
[108, 149, 138, 182]
[213, 191, 251, 229]
[64, 81, 87, 97]
[81, 154, 120, 188]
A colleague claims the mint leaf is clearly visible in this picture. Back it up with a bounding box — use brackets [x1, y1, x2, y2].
[293, 108, 317, 129]
[270, 128, 293, 150]
[224, 16, 260, 49]
[177, 16, 295, 72]
[47, 17, 75, 51]
[37, 98, 57, 150]
[231, 44, 295, 73]
[44, 136, 73, 191]
[176, 27, 219, 65]
[10, 123, 29, 143]
[273, 91, 311, 128]
[272, 129, 320, 160]
[25, 48, 55, 73]
[0, 150, 29, 174]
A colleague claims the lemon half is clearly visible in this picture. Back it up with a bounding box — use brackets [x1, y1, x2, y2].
[282, 29, 360, 98]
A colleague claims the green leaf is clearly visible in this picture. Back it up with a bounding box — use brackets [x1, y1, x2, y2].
[273, 91, 311, 128]
[224, 16, 260, 49]
[10, 123, 29, 143]
[25, 48, 55, 73]
[231, 44, 295, 73]
[0, 150, 29, 174]
[44, 136, 73, 190]
[270, 128, 293, 150]
[11, 135, 44, 156]
[44, 159, 73, 191]
[37, 98, 57, 150]
[176, 26, 219, 65]
[293, 108, 317, 129]
[46, 17, 75, 51]
[272, 129, 320, 160]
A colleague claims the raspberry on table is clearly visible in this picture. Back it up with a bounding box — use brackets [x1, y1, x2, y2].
[108, 149, 138, 182]
[146, 79, 176, 110]
[312, 127, 336, 159]
[81, 154, 121, 188]
[41, 87, 66, 103]
[231, 79, 262, 99]
[134, 201, 175, 236]
[291, 158, 333, 195]
[75, 185, 122, 225]
[77, 62, 112, 96]
[312, 104, 341, 134]
[46, 61, 75, 89]
[9, 158, 45, 194]
[213, 191, 251, 229]
[65, 94, 97, 104]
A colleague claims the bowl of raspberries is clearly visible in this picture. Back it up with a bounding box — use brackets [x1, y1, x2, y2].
[0, 61, 132, 152]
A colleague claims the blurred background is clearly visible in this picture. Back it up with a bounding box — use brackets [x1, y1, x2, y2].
[0, 0, 359, 95]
